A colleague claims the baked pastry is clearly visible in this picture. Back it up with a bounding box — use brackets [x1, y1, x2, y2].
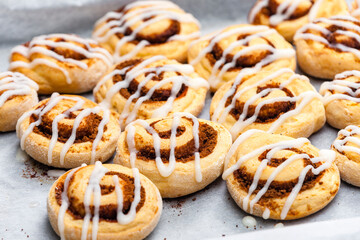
[0, 71, 38, 132]
[48, 162, 162, 240]
[210, 68, 325, 140]
[188, 24, 296, 91]
[10, 34, 113, 94]
[294, 15, 360, 79]
[332, 125, 360, 186]
[16, 93, 120, 168]
[223, 130, 340, 220]
[320, 70, 360, 129]
[249, 0, 348, 42]
[92, 1, 200, 63]
[94, 56, 209, 129]
[352, 0, 360, 19]
[114, 112, 232, 198]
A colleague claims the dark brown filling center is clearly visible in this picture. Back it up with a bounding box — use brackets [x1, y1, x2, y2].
[112, 7, 181, 44]
[113, 59, 189, 103]
[233, 148, 323, 199]
[226, 82, 296, 123]
[135, 122, 218, 163]
[30, 105, 106, 143]
[55, 171, 146, 222]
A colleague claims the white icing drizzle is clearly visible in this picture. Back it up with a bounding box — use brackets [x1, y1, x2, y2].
[294, 15, 360, 58]
[93, 0, 201, 62]
[333, 125, 360, 155]
[211, 68, 319, 139]
[81, 161, 109, 240]
[262, 208, 270, 219]
[242, 216, 257, 228]
[58, 165, 84, 240]
[47, 169, 66, 178]
[95, 55, 209, 127]
[113, 168, 142, 224]
[125, 112, 203, 182]
[17, 93, 110, 166]
[0, 71, 38, 107]
[10, 34, 112, 84]
[249, 0, 323, 25]
[222, 130, 335, 220]
[274, 222, 284, 228]
[57, 162, 143, 240]
[190, 25, 295, 89]
[320, 70, 360, 105]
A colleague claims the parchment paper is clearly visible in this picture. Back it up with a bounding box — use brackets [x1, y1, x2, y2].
[0, 0, 359, 239]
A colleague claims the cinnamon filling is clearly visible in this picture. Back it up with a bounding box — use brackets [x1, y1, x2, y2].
[233, 148, 323, 198]
[113, 59, 189, 102]
[329, 80, 360, 98]
[206, 40, 273, 71]
[30, 105, 106, 143]
[113, 7, 181, 44]
[55, 171, 146, 222]
[226, 83, 296, 122]
[254, 0, 313, 24]
[37, 38, 88, 60]
[136, 122, 218, 163]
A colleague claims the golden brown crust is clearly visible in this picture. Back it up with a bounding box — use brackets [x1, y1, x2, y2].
[320, 71, 360, 129]
[9, 34, 112, 94]
[188, 24, 296, 91]
[0, 72, 38, 132]
[48, 164, 162, 240]
[93, 1, 200, 63]
[93, 57, 208, 129]
[210, 69, 325, 139]
[295, 15, 360, 79]
[332, 125, 360, 186]
[224, 131, 340, 220]
[17, 95, 120, 168]
[114, 115, 232, 198]
[249, 0, 348, 42]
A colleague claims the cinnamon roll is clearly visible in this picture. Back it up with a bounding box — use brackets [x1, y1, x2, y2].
[48, 162, 162, 240]
[114, 113, 232, 198]
[332, 125, 360, 186]
[223, 130, 340, 220]
[249, 0, 348, 42]
[320, 70, 360, 129]
[352, 0, 360, 19]
[188, 24, 296, 91]
[10, 34, 113, 94]
[92, 1, 200, 63]
[294, 15, 360, 79]
[0, 71, 38, 132]
[210, 68, 325, 140]
[16, 93, 120, 168]
[94, 56, 209, 129]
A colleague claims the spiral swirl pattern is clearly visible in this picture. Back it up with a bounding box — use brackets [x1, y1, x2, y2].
[10, 34, 112, 94]
[94, 55, 209, 129]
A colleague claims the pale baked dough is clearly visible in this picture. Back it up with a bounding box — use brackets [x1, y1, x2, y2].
[114, 114, 232, 198]
[294, 15, 360, 79]
[93, 1, 200, 63]
[224, 130, 340, 220]
[249, 0, 348, 42]
[10, 34, 112, 94]
[48, 163, 162, 240]
[188, 24, 296, 91]
[210, 68, 325, 140]
[0, 71, 38, 132]
[16, 94, 120, 168]
[320, 70, 360, 129]
[332, 125, 360, 187]
[94, 56, 208, 129]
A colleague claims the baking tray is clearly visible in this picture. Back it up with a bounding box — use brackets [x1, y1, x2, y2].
[1, 0, 360, 239]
